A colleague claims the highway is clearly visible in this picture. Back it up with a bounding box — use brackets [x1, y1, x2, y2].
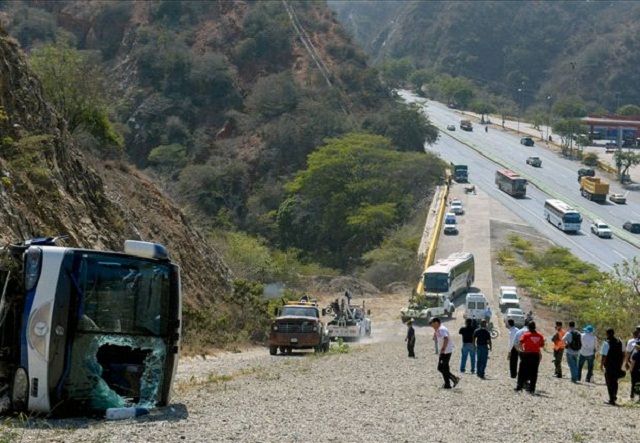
[399, 90, 639, 270]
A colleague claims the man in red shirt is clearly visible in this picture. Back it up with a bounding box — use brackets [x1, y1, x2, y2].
[516, 321, 545, 394]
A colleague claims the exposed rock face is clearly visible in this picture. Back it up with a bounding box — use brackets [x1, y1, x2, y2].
[0, 28, 232, 308]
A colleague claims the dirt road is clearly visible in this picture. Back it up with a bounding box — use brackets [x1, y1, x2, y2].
[12, 186, 640, 442]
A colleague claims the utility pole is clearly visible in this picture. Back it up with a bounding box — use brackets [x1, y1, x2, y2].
[546, 95, 552, 141]
[517, 81, 525, 134]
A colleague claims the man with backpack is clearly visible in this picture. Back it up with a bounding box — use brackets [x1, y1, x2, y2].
[601, 328, 624, 406]
[563, 321, 581, 383]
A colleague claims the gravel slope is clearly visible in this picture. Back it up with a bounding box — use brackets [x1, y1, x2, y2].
[10, 314, 639, 443]
[10, 187, 639, 442]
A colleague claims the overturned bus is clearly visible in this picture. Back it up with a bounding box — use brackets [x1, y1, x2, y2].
[0, 238, 181, 415]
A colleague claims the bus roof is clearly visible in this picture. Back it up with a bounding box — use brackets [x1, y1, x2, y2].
[544, 199, 578, 213]
[497, 169, 523, 180]
[425, 252, 473, 274]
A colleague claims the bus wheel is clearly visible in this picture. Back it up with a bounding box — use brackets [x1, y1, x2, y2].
[10, 368, 28, 412]
[269, 346, 277, 355]
[447, 309, 453, 319]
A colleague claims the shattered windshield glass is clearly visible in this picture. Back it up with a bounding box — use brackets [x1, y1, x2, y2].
[77, 253, 172, 336]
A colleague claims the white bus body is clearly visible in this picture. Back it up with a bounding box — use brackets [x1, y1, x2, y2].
[423, 252, 474, 299]
[544, 199, 582, 232]
[0, 239, 181, 416]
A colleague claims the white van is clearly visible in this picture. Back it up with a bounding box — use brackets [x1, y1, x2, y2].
[464, 292, 487, 320]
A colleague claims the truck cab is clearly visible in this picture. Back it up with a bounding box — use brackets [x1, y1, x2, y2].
[401, 294, 454, 323]
[269, 300, 329, 355]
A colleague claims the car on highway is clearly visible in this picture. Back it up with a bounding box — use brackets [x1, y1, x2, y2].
[443, 212, 458, 235]
[498, 286, 520, 312]
[446, 124, 456, 131]
[590, 220, 612, 238]
[450, 199, 464, 215]
[504, 308, 525, 328]
[609, 193, 627, 204]
[577, 168, 595, 181]
[623, 221, 640, 234]
[526, 156, 542, 167]
[520, 137, 534, 147]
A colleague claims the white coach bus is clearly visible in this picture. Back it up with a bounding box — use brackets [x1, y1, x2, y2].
[423, 252, 475, 299]
[0, 238, 181, 415]
[544, 199, 582, 232]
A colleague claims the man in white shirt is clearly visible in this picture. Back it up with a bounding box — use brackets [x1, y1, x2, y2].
[625, 328, 640, 369]
[506, 319, 519, 379]
[578, 325, 597, 383]
[624, 327, 640, 399]
[430, 317, 460, 389]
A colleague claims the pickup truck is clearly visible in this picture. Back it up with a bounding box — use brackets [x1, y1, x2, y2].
[498, 286, 520, 312]
[269, 300, 330, 355]
[401, 294, 454, 324]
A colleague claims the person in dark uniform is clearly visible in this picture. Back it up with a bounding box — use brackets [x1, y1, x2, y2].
[600, 328, 624, 405]
[405, 319, 416, 358]
[473, 320, 492, 379]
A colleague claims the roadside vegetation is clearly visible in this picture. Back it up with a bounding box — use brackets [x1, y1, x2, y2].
[498, 235, 640, 335]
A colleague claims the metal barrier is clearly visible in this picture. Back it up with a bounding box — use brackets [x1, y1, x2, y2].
[415, 183, 449, 295]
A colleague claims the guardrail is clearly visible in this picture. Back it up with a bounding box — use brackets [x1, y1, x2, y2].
[415, 182, 449, 295]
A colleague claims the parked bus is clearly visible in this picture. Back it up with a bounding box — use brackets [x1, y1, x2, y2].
[495, 169, 527, 197]
[544, 199, 582, 232]
[423, 252, 474, 299]
[0, 238, 181, 415]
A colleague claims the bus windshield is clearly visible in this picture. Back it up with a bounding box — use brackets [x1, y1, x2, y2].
[76, 252, 173, 337]
[424, 272, 449, 292]
[514, 179, 527, 191]
[563, 212, 582, 224]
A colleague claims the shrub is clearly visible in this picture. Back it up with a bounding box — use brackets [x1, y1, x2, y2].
[246, 73, 298, 119]
[582, 152, 599, 167]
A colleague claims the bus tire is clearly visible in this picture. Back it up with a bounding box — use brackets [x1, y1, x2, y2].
[269, 346, 278, 355]
[447, 309, 453, 319]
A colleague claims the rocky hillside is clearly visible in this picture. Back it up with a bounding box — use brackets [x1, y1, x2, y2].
[0, 28, 232, 309]
[330, 0, 640, 110]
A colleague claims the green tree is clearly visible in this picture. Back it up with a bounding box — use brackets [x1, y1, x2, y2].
[147, 143, 188, 172]
[436, 75, 475, 108]
[29, 44, 123, 148]
[408, 69, 434, 93]
[553, 119, 586, 157]
[277, 133, 445, 267]
[470, 100, 496, 123]
[246, 73, 298, 119]
[363, 103, 438, 151]
[613, 150, 640, 183]
[552, 97, 587, 119]
[380, 58, 414, 87]
[616, 104, 640, 116]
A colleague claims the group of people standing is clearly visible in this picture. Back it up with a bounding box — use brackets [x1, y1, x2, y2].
[405, 316, 640, 405]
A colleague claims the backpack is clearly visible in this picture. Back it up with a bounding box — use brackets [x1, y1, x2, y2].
[569, 331, 582, 351]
